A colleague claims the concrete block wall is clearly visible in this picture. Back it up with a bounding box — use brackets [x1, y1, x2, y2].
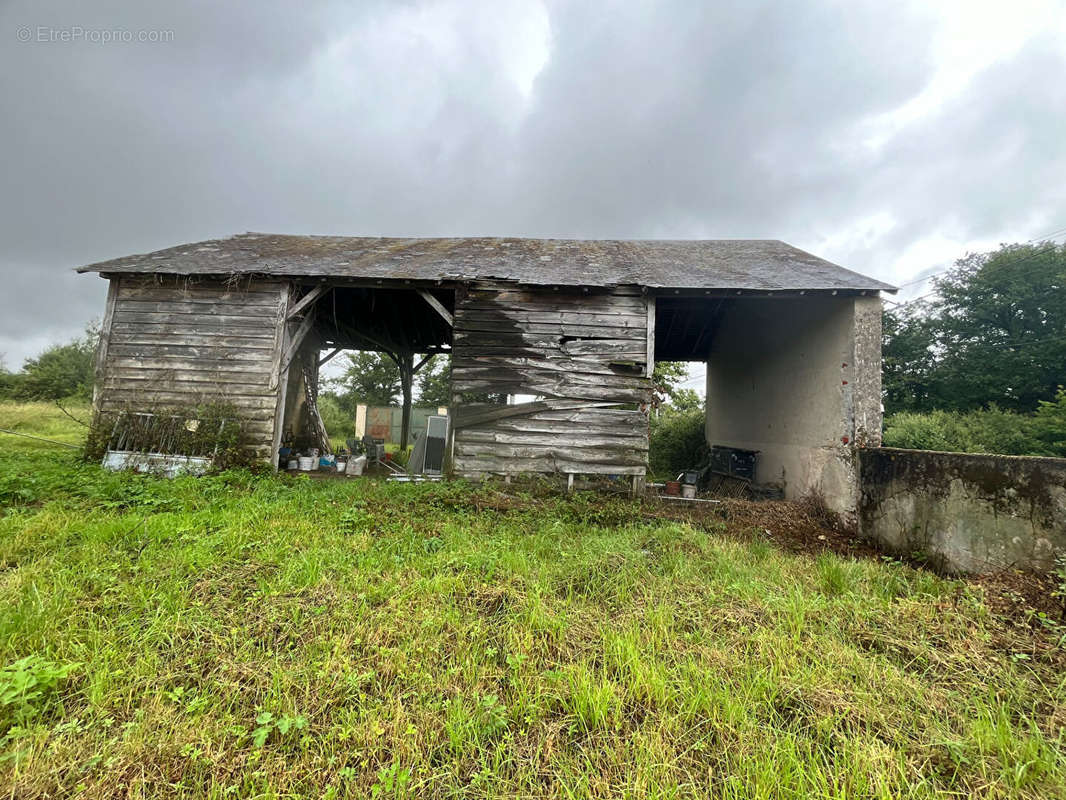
[859, 448, 1066, 574]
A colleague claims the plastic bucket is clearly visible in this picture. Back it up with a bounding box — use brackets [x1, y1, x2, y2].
[681, 484, 696, 499]
[298, 456, 315, 471]
[286, 459, 298, 471]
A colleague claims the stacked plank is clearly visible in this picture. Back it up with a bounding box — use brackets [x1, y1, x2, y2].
[95, 276, 286, 458]
[451, 285, 653, 477]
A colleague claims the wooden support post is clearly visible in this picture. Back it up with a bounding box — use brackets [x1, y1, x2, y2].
[631, 474, 645, 499]
[270, 285, 294, 470]
[92, 278, 120, 417]
[646, 295, 656, 378]
[399, 352, 414, 450]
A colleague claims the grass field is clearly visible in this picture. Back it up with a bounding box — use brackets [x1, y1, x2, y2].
[1, 402, 1064, 798]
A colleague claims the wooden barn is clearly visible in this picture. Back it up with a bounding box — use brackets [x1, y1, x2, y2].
[78, 234, 894, 510]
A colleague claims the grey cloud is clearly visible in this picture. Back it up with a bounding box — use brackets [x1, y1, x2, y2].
[1, 0, 1063, 367]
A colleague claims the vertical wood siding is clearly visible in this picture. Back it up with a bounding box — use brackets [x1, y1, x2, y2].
[451, 284, 653, 478]
[95, 275, 288, 459]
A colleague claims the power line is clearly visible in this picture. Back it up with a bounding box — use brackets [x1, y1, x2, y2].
[888, 238, 1064, 310]
[892, 226, 1066, 292]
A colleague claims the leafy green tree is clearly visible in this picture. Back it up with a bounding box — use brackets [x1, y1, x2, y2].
[934, 243, 1066, 411]
[649, 406, 706, 477]
[14, 325, 98, 400]
[882, 301, 941, 413]
[652, 361, 696, 409]
[328, 351, 401, 413]
[669, 388, 703, 412]
[882, 408, 1044, 455]
[0, 358, 17, 399]
[883, 243, 1066, 413]
[316, 392, 358, 440]
[417, 355, 451, 406]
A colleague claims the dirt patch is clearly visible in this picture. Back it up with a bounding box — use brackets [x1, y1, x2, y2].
[973, 570, 1063, 621]
[642, 496, 882, 561]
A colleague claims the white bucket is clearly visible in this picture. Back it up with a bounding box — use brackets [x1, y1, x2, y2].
[335, 460, 346, 473]
[681, 484, 696, 499]
[298, 456, 315, 471]
[286, 459, 299, 470]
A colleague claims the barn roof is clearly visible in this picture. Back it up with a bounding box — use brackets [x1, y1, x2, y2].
[77, 232, 896, 292]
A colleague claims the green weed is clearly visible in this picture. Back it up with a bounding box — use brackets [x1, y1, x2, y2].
[0, 401, 1063, 798]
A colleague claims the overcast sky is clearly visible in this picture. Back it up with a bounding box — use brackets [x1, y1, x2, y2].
[2, 0, 1065, 375]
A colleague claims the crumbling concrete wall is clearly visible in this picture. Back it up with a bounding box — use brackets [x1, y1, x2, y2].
[705, 295, 882, 515]
[859, 448, 1066, 573]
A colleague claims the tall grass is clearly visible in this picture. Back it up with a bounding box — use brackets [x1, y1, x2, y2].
[0, 402, 1063, 798]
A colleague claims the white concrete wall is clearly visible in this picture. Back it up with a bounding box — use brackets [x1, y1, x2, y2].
[705, 295, 882, 514]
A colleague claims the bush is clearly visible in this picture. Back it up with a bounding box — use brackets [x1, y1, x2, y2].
[1032, 389, 1066, 456]
[882, 404, 1063, 457]
[882, 411, 959, 452]
[10, 329, 97, 401]
[317, 393, 357, 441]
[0, 368, 19, 398]
[648, 407, 706, 478]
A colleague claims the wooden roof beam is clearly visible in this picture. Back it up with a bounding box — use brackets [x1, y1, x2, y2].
[418, 289, 453, 327]
[286, 284, 330, 320]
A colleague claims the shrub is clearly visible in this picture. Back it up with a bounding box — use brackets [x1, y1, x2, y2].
[882, 405, 1058, 457]
[882, 411, 960, 452]
[649, 407, 706, 478]
[1032, 389, 1066, 457]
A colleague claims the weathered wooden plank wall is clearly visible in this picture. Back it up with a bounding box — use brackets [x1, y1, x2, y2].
[95, 275, 288, 459]
[451, 284, 653, 478]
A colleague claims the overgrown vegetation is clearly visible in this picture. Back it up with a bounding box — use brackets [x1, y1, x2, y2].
[884, 389, 1066, 456]
[82, 402, 252, 469]
[316, 393, 359, 442]
[0, 325, 98, 402]
[648, 362, 707, 478]
[649, 406, 706, 478]
[1, 401, 1064, 798]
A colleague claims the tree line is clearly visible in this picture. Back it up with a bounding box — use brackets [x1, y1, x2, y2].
[882, 242, 1066, 456]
